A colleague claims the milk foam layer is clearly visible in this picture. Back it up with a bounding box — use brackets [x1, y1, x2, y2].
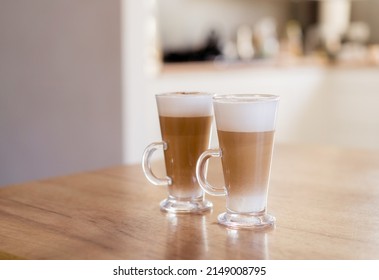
[156, 92, 213, 117]
[213, 94, 279, 132]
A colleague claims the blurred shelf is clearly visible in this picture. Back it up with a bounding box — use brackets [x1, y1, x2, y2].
[160, 55, 379, 74]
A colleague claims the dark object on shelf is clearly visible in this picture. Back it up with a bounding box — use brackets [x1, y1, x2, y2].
[163, 30, 221, 63]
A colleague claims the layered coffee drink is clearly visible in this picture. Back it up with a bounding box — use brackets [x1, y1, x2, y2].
[213, 95, 278, 214]
[142, 92, 213, 213]
[160, 115, 212, 198]
[196, 94, 279, 228]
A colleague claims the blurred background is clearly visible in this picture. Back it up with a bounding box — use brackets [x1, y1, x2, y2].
[1, 0, 379, 187]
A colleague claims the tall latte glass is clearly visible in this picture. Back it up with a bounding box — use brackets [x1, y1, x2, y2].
[142, 92, 213, 213]
[196, 94, 279, 229]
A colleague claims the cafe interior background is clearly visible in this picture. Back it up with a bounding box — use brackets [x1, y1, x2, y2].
[1, 0, 379, 187]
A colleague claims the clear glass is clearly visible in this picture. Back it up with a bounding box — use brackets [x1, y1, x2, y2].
[142, 92, 213, 213]
[196, 94, 279, 229]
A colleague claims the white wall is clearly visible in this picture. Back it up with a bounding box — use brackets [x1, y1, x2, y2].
[0, 0, 123, 186]
[122, 0, 151, 165]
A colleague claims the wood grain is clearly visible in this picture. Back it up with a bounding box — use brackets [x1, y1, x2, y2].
[0, 143, 379, 259]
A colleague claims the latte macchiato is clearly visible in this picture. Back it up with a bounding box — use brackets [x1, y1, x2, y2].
[142, 92, 213, 213]
[196, 94, 279, 229]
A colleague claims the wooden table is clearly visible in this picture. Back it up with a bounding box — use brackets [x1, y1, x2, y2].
[1, 144, 379, 260]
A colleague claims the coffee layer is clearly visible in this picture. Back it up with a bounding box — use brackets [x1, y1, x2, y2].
[218, 130, 274, 213]
[160, 116, 212, 198]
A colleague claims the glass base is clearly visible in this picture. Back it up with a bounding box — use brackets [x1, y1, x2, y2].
[218, 212, 275, 230]
[160, 197, 212, 213]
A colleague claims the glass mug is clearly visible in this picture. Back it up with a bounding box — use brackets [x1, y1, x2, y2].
[142, 92, 213, 213]
[196, 94, 280, 229]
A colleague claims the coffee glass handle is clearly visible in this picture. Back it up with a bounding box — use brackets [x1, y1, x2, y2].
[142, 141, 172, 186]
[196, 149, 227, 196]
